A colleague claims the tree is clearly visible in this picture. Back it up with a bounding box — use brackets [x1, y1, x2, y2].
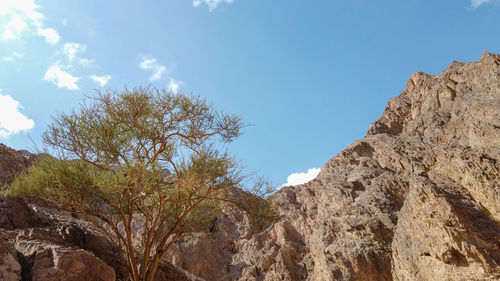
[9, 87, 250, 281]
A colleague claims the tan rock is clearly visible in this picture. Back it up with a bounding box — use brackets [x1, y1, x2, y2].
[14, 234, 116, 281]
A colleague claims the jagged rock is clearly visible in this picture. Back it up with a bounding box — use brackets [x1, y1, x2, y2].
[0, 196, 35, 230]
[0, 238, 21, 281]
[165, 204, 253, 281]
[0, 144, 33, 186]
[26, 201, 129, 279]
[0, 224, 115, 281]
[17, 242, 115, 281]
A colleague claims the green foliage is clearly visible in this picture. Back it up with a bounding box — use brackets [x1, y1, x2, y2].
[5, 156, 107, 205]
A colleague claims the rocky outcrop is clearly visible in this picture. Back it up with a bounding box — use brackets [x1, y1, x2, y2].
[0, 237, 21, 281]
[0, 197, 117, 281]
[0, 144, 33, 186]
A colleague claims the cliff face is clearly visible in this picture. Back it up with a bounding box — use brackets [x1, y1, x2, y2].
[224, 51, 499, 281]
[0, 52, 499, 281]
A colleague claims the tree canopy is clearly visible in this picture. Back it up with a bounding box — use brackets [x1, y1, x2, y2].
[6, 87, 272, 281]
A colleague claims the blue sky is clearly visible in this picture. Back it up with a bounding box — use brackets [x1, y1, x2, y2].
[1, 0, 499, 187]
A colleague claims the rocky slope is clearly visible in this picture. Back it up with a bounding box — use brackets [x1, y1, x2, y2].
[1, 51, 499, 281]
[0, 144, 33, 186]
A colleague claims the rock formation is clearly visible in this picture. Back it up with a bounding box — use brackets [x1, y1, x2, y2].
[0, 51, 499, 280]
[224, 51, 499, 281]
[0, 144, 33, 186]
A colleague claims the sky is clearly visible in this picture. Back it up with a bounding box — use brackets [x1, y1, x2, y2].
[1, 0, 499, 188]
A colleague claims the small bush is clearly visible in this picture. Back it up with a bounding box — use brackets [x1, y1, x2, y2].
[5, 156, 109, 208]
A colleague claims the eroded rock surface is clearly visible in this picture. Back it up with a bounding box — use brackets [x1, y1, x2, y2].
[0, 237, 21, 281]
[0, 144, 33, 186]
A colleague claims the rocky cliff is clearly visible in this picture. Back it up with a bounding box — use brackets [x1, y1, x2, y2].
[0, 51, 499, 281]
[224, 51, 499, 281]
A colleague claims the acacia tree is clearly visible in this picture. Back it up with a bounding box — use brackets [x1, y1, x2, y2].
[30, 87, 246, 281]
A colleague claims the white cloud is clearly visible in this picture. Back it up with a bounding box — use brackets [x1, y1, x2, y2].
[43, 64, 80, 90]
[192, 0, 234, 11]
[1, 0, 60, 44]
[2, 15, 28, 40]
[0, 0, 43, 20]
[2, 52, 23, 61]
[90, 74, 111, 87]
[37, 27, 59, 44]
[63, 42, 86, 62]
[283, 168, 321, 187]
[471, 0, 492, 8]
[78, 58, 94, 67]
[139, 56, 166, 82]
[0, 89, 35, 138]
[168, 78, 183, 93]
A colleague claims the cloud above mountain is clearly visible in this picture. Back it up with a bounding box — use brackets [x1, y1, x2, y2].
[0, 89, 35, 138]
[283, 168, 320, 187]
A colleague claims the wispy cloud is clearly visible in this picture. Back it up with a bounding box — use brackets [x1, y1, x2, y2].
[90, 74, 111, 87]
[0, 88, 35, 138]
[471, 0, 492, 8]
[282, 168, 320, 187]
[63, 42, 86, 62]
[0, 0, 60, 44]
[78, 58, 94, 67]
[192, 0, 234, 12]
[2, 52, 24, 61]
[2, 14, 28, 40]
[168, 78, 183, 93]
[37, 27, 59, 44]
[43, 64, 80, 90]
[139, 55, 166, 82]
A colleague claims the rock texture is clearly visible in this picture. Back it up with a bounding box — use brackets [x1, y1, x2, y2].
[0, 144, 33, 186]
[0, 237, 21, 281]
[1, 52, 499, 281]
[0, 196, 117, 281]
